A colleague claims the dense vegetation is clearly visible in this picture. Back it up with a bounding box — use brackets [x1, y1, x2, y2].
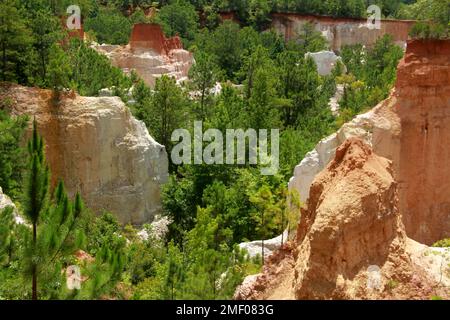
[408, 0, 450, 39]
[1, 0, 446, 300]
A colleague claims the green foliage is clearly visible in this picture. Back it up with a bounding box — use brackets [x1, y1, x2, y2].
[0, 106, 28, 199]
[1, 1, 134, 95]
[202, 4, 221, 30]
[265, 0, 366, 19]
[276, 51, 322, 127]
[195, 21, 243, 79]
[77, 235, 127, 299]
[406, 0, 450, 39]
[60, 211, 129, 300]
[67, 39, 132, 96]
[165, 166, 287, 246]
[47, 44, 71, 91]
[85, 6, 132, 45]
[133, 75, 189, 153]
[84, 211, 122, 256]
[208, 84, 247, 133]
[407, 0, 450, 26]
[156, 0, 199, 44]
[195, 21, 325, 83]
[410, 22, 449, 40]
[126, 231, 166, 285]
[162, 242, 185, 299]
[0, 207, 15, 266]
[247, 63, 281, 130]
[137, 207, 261, 300]
[29, 9, 64, 85]
[0, 0, 34, 83]
[129, 7, 152, 24]
[20, 122, 87, 299]
[287, 23, 329, 54]
[247, 0, 272, 31]
[338, 35, 403, 124]
[1, 0, 411, 301]
[432, 239, 450, 248]
[23, 120, 50, 228]
[188, 51, 222, 120]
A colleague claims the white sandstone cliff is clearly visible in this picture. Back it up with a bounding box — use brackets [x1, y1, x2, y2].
[94, 44, 193, 87]
[0, 187, 24, 225]
[305, 51, 344, 76]
[288, 99, 398, 204]
[5, 84, 168, 225]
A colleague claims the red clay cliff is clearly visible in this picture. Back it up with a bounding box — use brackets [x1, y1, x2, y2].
[93, 23, 193, 87]
[220, 12, 415, 51]
[234, 39, 450, 300]
[393, 40, 450, 244]
[129, 23, 183, 55]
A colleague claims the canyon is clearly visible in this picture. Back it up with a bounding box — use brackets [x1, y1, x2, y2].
[236, 39, 450, 300]
[1, 84, 168, 225]
[220, 12, 415, 51]
[91, 14, 413, 90]
[93, 23, 193, 87]
[271, 13, 415, 51]
[290, 39, 450, 245]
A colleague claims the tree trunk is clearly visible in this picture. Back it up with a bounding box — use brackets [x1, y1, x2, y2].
[281, 207, 285, 245]
[200, 86, 205, 121]
[2, 44, 6, 81]
[261, 211, 265, 266]
[40, 52, 46, 83]
[32, 222, 37, 300]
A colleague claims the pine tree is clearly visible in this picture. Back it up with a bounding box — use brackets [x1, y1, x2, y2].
[79, 235, 127, 299]
[30, 9, 62, 85]
[22, 121, 86, 299]
[23, 120, 49, 300]
[0, 207, 15, 267]
[0, 0, 33, 83]
[163, 242, 185, 300]
[47, 43, 71, 91]
[136, 75, 188, 154]
[0, 109, 28, 199]
[189, 52, 221, 120]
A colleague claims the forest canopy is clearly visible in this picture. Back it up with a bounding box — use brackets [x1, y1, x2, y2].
[0, 0, 443, 301]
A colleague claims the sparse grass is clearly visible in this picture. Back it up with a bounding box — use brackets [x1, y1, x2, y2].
[386, 279, 399, 291]
[432, 238, 450, 248]
[243, 256, 263, 276]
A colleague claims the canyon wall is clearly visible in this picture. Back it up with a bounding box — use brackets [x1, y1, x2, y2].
[3, 84, 168, 225]
[235, 39, 450, 300]
[237, 139, 448, 300]
[94, 23, 193, 87]
[394, 40, 450, 244]
[289, 40, 450, 245]
[271, 13, 415, 51]
[219, 12, 415, 51]
[129, 23, 183, 55]
[292, 139, 408, 299]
